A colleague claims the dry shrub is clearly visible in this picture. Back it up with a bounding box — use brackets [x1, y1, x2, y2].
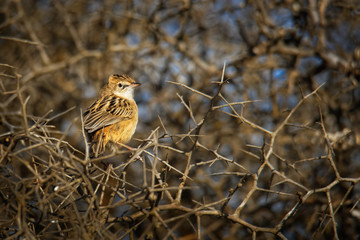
[1, 0, 360, 239]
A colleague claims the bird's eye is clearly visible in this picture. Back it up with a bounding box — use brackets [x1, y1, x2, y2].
[118, 83, 123, 88]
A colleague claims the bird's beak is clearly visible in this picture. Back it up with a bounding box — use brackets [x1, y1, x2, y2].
[132, 82, 141, 87]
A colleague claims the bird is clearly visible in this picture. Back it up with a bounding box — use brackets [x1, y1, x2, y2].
[83, 74, 141, 157]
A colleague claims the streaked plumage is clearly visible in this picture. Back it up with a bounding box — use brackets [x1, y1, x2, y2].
[83, 74, 140, 156]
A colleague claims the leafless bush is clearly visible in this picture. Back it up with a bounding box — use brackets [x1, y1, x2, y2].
[1, 0, 360, 239]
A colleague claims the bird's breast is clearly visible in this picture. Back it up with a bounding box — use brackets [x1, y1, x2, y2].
[109, 114, 138, 144]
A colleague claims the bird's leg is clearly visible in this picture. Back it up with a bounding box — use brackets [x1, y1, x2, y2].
[116, 142, 142, 161]
[117, 142, 136, 151]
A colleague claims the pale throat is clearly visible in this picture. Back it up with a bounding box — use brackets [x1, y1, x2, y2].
[114, 88, 134, 100]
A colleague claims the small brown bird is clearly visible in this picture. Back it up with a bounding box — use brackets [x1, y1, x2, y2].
[83, 74, 141, 157]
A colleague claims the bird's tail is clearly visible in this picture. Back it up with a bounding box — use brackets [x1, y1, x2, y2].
[89, 129, 107, 158]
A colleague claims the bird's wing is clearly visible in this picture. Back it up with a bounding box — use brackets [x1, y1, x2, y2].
[83, 95, 135, 133]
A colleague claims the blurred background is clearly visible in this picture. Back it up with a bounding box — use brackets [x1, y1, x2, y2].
[1, 0, 360, 239]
